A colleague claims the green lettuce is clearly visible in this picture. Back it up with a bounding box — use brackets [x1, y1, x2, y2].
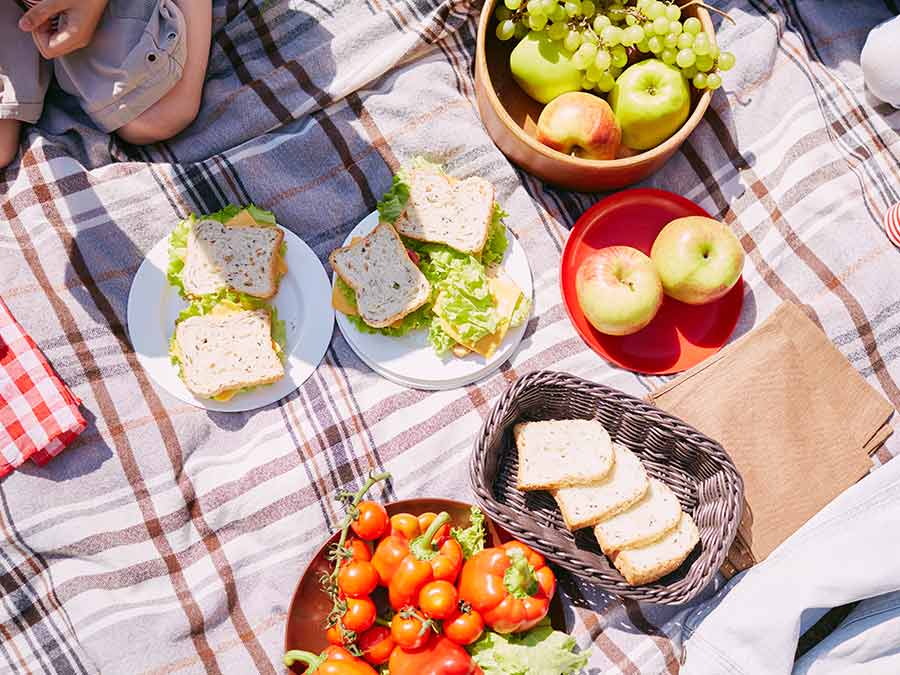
[377, 170, 410, 223]
[482, 205, 509, 268]
[451, 507, 486, 559]
[468, 619, 590, 675]
[509, 295, 531, 329]
[166, 204, 278, 297]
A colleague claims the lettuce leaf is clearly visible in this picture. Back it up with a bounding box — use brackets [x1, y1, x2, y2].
[166, 204, 278, 298]
[482, 204, 509, 268]
[431, 260, 500, 345]
[377, 170, 410, 223]
[468, 619, 590, 675]
[451, 507, 486, 559]
[509, 295, 531, 329]
[427, 319, 456, 355]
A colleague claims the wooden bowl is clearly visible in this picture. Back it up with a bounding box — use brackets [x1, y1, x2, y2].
[283, 498, 565, 671]
[475, 1, 715, 192]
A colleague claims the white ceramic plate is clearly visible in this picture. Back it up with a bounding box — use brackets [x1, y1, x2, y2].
[334, 212, 533, 391]
[127, 226, 334, 412]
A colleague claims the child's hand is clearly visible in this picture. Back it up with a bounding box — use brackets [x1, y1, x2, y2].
[18, 0, 109, 59]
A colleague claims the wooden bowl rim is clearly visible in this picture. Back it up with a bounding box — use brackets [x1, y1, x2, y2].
[475, 0, 715, 170]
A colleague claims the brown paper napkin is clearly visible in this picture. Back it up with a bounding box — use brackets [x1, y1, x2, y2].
[649, 302, 895, 575]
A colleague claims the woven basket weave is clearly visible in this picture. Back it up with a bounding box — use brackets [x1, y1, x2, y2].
[470, 370, 743, 604]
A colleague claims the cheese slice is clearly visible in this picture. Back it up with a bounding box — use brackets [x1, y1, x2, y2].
[332, 283, 358, 316]
[441, 273, 523, 358]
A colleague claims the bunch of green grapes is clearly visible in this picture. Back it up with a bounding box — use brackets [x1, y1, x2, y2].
[494, 0, 736, 93]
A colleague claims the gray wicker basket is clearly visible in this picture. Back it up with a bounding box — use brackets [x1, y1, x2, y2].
[470, 370, 743, 604]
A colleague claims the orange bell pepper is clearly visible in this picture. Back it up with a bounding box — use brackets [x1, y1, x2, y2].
[388, 511, 463, 610]
[457, 540, 555, 634]
[283, 645, 377, 675]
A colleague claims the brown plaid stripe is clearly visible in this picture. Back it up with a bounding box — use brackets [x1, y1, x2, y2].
[1, 0, 899, 672]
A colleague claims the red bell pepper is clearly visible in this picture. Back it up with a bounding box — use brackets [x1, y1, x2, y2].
[457, 540, 555, 634]
[388, 635, 482, 675]
[283, 645, 377, 675]
[388, 512, 463, 609]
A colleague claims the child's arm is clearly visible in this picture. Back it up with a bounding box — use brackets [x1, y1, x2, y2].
[18, 0, 108, 59]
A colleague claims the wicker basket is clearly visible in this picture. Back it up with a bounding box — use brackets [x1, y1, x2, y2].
[470, 371, 743, 604]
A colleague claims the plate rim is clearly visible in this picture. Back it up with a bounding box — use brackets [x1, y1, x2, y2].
[559, 187, 744, 375]
[126, 225, 334, 412]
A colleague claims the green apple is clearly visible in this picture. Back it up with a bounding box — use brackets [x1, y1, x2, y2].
[576, 246, 663, 336]
[609, 59, 690, 150]
[510, 32, 583, 104]
[650, 217, 745, 305]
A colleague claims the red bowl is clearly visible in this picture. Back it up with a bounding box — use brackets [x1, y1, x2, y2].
[561, 188, 744, 374]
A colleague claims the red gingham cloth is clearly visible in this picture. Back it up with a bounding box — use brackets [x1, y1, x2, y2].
[0, 295, 86, 478]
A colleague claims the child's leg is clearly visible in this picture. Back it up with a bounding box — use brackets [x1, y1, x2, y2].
[0, 120, 21, 169]
[116, 0, 212, 145]
[0, 4, 51, 169]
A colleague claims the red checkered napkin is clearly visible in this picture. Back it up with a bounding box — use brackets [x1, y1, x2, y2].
[0, 296, 86, 478]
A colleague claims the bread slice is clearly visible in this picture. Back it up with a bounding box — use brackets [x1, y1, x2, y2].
[515, 420, 615, 492]
[393, 165, 495, 254]
[611, 512, 700, 585]
[182, 219, 284, 298]
[551, 444, 649, 530]
[329, 222, 430, 328]
[173, 309, 284, 399]
[593, 478, 682, 552]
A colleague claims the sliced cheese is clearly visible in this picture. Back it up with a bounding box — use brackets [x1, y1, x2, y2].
[332, 283, 358, 316]
[225, 210, 262, 228]
[442, 273, 523, 358]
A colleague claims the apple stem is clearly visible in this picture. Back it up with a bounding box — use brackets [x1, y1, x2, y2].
[679, 1, 736, 25]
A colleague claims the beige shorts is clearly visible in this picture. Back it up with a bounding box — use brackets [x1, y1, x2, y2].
[0, 0, 186, 132]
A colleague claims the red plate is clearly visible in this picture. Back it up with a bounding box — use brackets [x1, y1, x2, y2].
[561, 188, 744, 375]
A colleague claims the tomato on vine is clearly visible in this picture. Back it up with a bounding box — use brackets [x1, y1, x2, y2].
[337, 560, 379, 598]
[350, 501, 389, 541]
[341, 597, 377, 633]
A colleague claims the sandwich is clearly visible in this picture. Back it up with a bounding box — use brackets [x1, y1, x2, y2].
[168, 204, 287, 299]
[168, 292, 286, 401]
[329, 222, 431, 328]
[331, 159, 531, 357]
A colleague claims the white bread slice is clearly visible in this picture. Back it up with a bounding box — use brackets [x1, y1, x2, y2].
[551, 444, 649, 530]
[174, 309, 284, 398]
[393, 165, 495, 254]
[611, 512, 700, 585]
[182, 219, 284, 298]
[329, 222, 430, 328]
[515, 420, 614, 492]
[593, 478, 682, 552]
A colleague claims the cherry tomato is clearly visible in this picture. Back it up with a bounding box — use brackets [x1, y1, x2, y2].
[390, 613, 430, 649]
[346, 537, 372, 562]
[351, 501, 390, 541]
[389, 513, 420, 540]
[418, 580, 458, 620]
[325, 623, 345, 645]
[341, 596, 377, 633]
[444, 607, 484, 646]
[358, 625, 394, 665]
[417, 512, 450, 543]
[337, 560, 379, 598]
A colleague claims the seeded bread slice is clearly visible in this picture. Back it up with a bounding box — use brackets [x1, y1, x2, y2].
[182, 219, 284, 298]
[611, 512, 700, 585]
[174, 309, 284, 399]
[393, 165, 495, 254]
[551, 444, 649, 530]
[593, 478, 682, 553]
[329, 222, 430, 328]
[515, 420, 615, 492]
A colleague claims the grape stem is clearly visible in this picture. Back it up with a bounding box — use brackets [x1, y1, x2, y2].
[678, 1, 736, 25]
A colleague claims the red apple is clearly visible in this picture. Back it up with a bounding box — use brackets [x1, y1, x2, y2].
[536, 92, 622, 160]
[576, 246, 663, 336]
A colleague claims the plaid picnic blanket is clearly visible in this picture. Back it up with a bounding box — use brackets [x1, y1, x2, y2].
[1, 0, 899, 672]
